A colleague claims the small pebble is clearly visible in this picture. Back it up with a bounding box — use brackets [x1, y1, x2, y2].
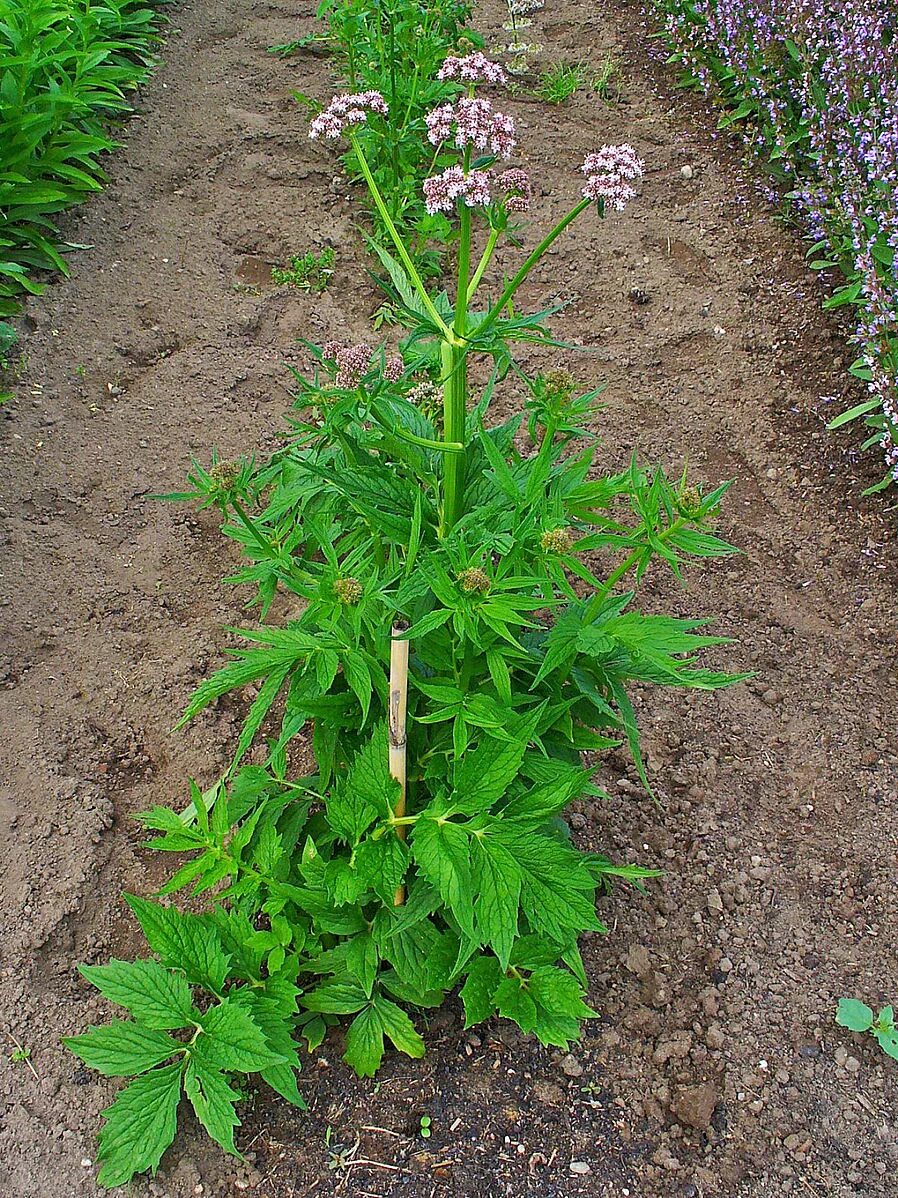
[561, 1053, 584, 1077]
[681, 164, 694, 179]
[570, 1160, 592, 1174]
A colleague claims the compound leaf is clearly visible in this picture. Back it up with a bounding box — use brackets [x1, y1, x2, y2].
[124, 895, 231, 994]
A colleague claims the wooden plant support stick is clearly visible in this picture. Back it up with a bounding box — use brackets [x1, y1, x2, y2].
[388, 620, 410, 906]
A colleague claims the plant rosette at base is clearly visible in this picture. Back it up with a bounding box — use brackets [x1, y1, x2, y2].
[67, 51, 745, 1188]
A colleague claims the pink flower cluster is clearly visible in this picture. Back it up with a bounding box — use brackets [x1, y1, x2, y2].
[425, 98, 516, 159]
[437, 52, 507, 85]
[423, 166, 492, 214]
[323, 342, 403, 387]
[497, 168, 532, 213]
[309, 91, 388, 141]
[580, 144, 645, 210]
[384, 355, 404, 383]
[423, 165, 534, 215]
[325, 343, 372, 388]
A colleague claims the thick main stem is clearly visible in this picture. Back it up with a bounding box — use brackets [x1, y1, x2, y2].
[440, 341, 466, 534]
[439, 204, 473, 534]
[388, 621, 410, 906]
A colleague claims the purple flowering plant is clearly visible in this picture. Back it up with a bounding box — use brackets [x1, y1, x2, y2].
[653, 0, 898, 493]
[65, 49, 744, 1189]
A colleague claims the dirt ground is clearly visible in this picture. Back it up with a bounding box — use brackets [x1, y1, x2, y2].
[1, 0, 896, 1195]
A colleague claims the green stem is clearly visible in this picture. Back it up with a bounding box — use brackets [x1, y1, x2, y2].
[479, 198, 591, 336]
[455, 203, 472, 333]
[440, 340, 467, 534]
[467, 226, 500, 302]
[437, 190, 474, 534]
[351, 138, 454, 340]
[386, 12, 400, 217]
[584, 516, 686, 621]
[230, 497, 278, 558]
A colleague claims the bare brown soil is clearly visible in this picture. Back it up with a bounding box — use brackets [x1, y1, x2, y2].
[1, 1, 896, 1196]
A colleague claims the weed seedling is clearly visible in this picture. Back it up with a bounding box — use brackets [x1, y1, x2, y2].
[591, 52, 620, 101]
[535, 61, 586, 104]
[836, 999, 898, 1061]
[419, 1114, 432, 1138]
[7, 1034, 38, 1079]
[271, 247, 335, 291]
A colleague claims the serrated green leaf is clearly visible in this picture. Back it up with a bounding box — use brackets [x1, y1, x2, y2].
[96, 1062, 183, 1187]
[261, 1059, 307, 1108]
[354, 834, 408, 906]
[79, 960, 197, 1031]
[375, 995, 425, 1059]
[303, 980, 369, 1014]
[344, 1004, 383, 1077]
[470, 833, 521, 969]
[64, 1021, 181, 1078]
[492, 824, 603, 943]
[199, 999, 287, 1072]
[124, 896, 231, 994]
[346, 930, 380, 997]
[451, 720, 535, 814]
[460, 956, 502, 1027]
[184, 1058, 242, 1157]
[494, 976, 538, 1033]
[411, 816, 474, 936]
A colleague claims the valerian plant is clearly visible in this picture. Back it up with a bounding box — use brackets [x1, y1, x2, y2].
[68, 52, 744, 1187]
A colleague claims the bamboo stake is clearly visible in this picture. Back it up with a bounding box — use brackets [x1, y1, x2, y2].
[388, 620, 409, 906]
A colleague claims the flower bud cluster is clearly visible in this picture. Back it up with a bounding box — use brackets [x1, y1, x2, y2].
[540, 527, 574, 554]
[496, 168, 532, 212]
[457, 567, 491, 594]
[423, 166, 492, 214]
[334, 344, 373, 388]
[333, 576, 362, 604]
